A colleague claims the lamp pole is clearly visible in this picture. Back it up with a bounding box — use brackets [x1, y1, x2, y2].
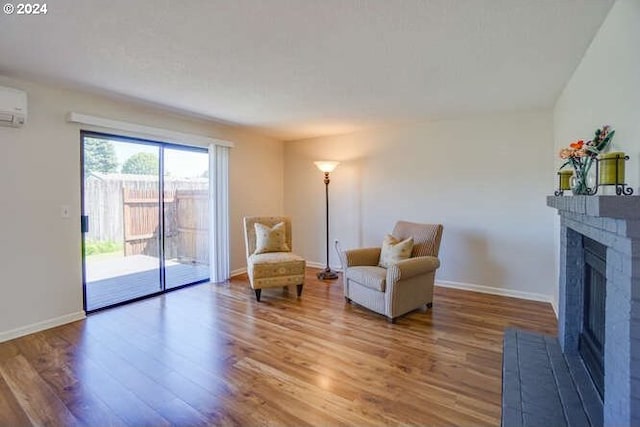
[314, 161, 339, 280]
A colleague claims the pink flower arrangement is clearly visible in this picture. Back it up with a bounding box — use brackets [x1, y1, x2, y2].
[558, 125, 615, 194]
[559, 140, 587, 159]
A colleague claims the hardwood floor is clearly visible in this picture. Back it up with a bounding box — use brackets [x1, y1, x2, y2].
[0, 268, 557, 426]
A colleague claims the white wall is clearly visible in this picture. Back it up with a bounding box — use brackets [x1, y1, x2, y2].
[227, 130, 284, 273]
[554, 0, 640, 190]
[552, 0, 640, 308]
[0, 75, 283, 340]
[284, 111, 556, 300]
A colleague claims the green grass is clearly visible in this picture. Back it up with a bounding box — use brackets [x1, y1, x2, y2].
[84, 240, 123, 256]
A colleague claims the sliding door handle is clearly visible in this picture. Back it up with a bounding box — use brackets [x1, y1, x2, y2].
[81, 215, 89, 233]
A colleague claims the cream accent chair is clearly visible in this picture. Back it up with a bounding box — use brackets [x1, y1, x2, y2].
[243, 216, 306, 302]
[341, 221, 443, 322]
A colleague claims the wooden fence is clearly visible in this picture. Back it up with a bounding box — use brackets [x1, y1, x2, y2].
[174, 190, 209, 264]
[122, 188, 209, 264]
[122, 187, 164, 259]
[84, 174, 208, 263]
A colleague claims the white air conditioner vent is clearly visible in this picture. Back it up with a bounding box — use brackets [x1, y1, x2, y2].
[0, 86, 27, 127]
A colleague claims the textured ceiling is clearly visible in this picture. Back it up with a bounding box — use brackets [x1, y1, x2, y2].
[0, 0, 613, 140]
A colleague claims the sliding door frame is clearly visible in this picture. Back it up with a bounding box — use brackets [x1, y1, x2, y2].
[80, 130, 210, 313]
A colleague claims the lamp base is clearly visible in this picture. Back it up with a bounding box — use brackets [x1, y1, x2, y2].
[317, 268, 339, 281]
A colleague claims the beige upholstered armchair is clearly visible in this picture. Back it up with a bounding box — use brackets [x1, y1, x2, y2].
[243, 216, 306, 302]
[341, 221, 443, 322]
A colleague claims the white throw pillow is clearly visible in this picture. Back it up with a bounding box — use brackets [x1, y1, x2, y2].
[378, 234, 414, 268]
[254, 222, 290, 254]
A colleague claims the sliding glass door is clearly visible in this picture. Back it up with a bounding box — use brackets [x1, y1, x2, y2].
[163, 147, 210, 289]
[81, 131, 209, 312]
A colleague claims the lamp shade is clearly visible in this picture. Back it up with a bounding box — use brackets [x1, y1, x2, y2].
[314, 161, 339, 173]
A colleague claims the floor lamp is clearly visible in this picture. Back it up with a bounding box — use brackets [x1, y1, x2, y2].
[314, 161, 340, 280]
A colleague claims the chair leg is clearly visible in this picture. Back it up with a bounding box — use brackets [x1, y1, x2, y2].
[427, 302, 433, 309]
[387, 317, 396, 324]
[254, 289, 262, 302]
[296, 284, 303, 297]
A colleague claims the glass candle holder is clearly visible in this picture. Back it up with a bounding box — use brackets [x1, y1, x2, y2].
[599, 152, 625, 185]
[558, 169, 573, 191]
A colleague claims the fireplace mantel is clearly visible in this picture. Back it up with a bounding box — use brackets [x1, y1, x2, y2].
[548, 195, 640, 220]
[547, 195, 640, 427]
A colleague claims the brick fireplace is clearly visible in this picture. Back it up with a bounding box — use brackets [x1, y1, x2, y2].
[548, 196, 640, 426]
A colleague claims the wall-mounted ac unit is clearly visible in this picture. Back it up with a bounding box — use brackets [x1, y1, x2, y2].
[0, 86, 27, 127]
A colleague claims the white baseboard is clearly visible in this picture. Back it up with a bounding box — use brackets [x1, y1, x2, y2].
[550, 298, 559, 319]
[0, 311, 86, 343]
[230, 267, 247, 278]
[306, 261, 324, 269]
[306, 261, 343, 272]
[436, 280, 554, 306]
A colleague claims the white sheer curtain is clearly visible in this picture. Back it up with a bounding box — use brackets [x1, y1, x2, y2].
[209, 144, 230, 282]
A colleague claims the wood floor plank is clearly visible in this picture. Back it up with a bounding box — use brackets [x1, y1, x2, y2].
[0, 354, 82, 426]
[235, 356, 381, 426]
[0, 372, 32, 427]
[50, 326, 173, 427]
[0, 268, 557, 426]
[75, 318, 242, 425]
[74, 305, 308, 426]
[11, 332, 127, 427]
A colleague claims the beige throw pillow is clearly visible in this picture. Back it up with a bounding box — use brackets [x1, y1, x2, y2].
[378, 234, 414, 268]
[254, 222, 290, 254]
